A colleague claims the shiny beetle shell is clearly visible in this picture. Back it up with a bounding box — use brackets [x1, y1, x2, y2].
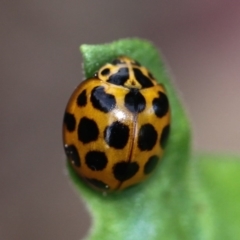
[63, 56, 170, 192]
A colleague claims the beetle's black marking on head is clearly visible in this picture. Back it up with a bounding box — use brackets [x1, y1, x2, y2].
[133, 68, 154, 88]
[91, 86, 116, 113]
[77, 89, 87, 107]
[86, 178, 109, 190]
[138, 124, 158, 151]
[113, 161, 139, 181]
[64, 112, 76, 132]
[124, 89, 146, 113]
[144, 155, 159, 174]
[107, 67, 129, 86]
[78, 117, 99, 143]
[85, 151, 108, 171]
[160, 125, 170, 148]
[65, 144, 81, 167]
[112, 59, 123, 65]
[104, 121, 129, 149]
[100, 68, 110, 76]
[152, 91, 169, 118]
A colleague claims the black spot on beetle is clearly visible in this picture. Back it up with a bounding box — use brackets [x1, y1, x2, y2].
[152, 91, 169, 118]
[107, 67, 129, 86]
[78, 117, 99, 143]
[124, 89, 146, 113]
[64, 112, 76, 132]
[160, 125, 170, 148]
[91, 86, 116, 113]
[138, 124, 158, 151]
[77, 89, 87, 107]
[85, 151, 108, 171]
[100, 68, 110, 76]
[104, 121, 129, 149]
[144, 155, 159, 174]
[113, 161, 139, 181]
[64, 144, 81, 167]
[133, 68, 154, 88]
[86, 178, 110, 190]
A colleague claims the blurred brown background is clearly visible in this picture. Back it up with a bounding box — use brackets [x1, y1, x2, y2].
[1, 1, 240, 240]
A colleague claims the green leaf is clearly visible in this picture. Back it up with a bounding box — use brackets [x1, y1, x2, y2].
[195, 154, 240, 239]
[66, 38, 240, 240]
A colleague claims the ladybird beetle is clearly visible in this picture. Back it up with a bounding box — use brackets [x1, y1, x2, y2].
[63, 56, 170, 192]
